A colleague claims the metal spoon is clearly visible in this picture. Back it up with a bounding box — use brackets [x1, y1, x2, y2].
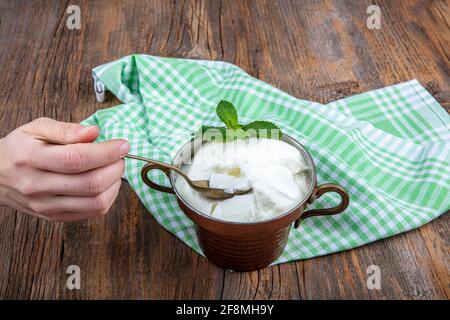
[31, 136, 251, 200]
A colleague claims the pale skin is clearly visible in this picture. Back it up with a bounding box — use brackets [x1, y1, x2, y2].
[0, 117, 130, 222]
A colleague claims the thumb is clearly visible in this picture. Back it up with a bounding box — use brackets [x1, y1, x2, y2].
[25, 117, 99, 143]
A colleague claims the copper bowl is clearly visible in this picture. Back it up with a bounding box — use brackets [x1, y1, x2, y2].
[141, 134, 349, 272]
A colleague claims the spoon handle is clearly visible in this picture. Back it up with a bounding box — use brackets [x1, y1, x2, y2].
[124, 154, 190, 182]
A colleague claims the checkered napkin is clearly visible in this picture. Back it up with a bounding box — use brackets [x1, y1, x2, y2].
[82, 54, 450, 263]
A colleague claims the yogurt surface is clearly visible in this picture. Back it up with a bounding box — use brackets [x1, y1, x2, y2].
[176, 138, 310, 222]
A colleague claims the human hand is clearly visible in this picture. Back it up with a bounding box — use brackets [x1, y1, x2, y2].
[0, 118, 129, 222]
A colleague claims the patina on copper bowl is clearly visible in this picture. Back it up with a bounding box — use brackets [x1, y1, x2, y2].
[141, 134, 349, 272]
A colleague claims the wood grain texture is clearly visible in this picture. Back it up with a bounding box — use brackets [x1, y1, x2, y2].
[0, 0, 449, 299]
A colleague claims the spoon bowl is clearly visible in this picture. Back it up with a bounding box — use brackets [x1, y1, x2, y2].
[138, 158, 251, 200]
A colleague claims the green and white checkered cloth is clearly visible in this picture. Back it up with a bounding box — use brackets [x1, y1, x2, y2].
[82, 54, 449, 263]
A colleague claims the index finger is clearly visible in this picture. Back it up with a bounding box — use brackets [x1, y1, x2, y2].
[33, 139, 130, 173]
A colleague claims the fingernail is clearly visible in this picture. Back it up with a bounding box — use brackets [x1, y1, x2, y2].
[79, 126, 98, 135]
[120, 141, 130, 156]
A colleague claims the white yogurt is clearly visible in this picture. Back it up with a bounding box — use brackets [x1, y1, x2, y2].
[176, 138, 309, 222]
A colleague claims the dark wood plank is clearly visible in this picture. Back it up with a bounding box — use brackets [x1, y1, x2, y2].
[0, 0, 448, 300]
[0, 0, 71, 300]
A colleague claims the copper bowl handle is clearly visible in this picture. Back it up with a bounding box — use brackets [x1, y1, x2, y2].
[294, 183, 349, 228]
[141, 163, 175, 194]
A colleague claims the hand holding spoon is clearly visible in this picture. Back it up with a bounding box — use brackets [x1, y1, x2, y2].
[32, 136, 251, 200]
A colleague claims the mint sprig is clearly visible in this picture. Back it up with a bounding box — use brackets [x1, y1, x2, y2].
[216, 100, 241, 129]
[198, 100, 282, 141]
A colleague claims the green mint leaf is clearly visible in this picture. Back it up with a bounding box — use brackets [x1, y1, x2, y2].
[200, 126, 227, 142]
[243, 120, 280, 131]
[216, 100, 239, 129]
[201, 125, 226, 135]
[200, 126, 249, 142]
[242, 120, 282, 139]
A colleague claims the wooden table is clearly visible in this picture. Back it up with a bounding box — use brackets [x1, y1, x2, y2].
[0, 0, 448, 300]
